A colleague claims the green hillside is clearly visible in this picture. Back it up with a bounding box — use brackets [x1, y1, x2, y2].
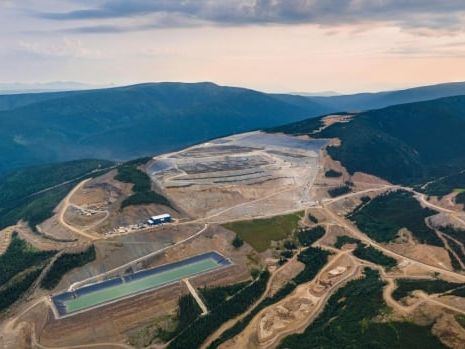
[274, 95, 465, 185]
[5, 81, 465, 177]
[0, 159, 114, 230]
[307, 81, 465, 111]
[0, 82, 328, 175]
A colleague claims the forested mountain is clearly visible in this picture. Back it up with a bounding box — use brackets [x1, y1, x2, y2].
[0, 82, 327, 175]
[273, 95, 465, 184]
[3, 80, 465, 177]
[306, 81, 465, 112]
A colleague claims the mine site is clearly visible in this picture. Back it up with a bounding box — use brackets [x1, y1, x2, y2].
[2, 118, 465, 349]
[5, 2, 465, 348]
[147, 131, 327, 222]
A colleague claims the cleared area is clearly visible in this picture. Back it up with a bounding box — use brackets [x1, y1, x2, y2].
[52, 251, 231, 318]
[147, 131, 327, 221]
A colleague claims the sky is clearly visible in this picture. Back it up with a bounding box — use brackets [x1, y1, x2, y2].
[2, 0, 465, 93]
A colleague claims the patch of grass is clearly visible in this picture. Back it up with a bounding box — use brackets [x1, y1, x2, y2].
[392, 279, 463, 301]
[455, 315, 465, 329]
[349, 190, 441, 246]
[40, 245, 96, 290]
[129, 293, 202, 347]
[223, 212, 303, 252]
[128, 314, 177, 348]
[279, 268, 446, 349]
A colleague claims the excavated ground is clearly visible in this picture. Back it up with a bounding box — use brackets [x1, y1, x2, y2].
[147, 131, 327, 222]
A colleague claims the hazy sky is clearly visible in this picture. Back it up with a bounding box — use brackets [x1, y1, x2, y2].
[2, 0, 465, 93]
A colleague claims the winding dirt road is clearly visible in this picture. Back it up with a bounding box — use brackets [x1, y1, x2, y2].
[57, 179, 100, 241]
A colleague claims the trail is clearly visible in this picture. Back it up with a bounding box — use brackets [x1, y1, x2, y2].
[441, 232, 465, 260]
[196, 186, 300, 223]
[321, 198, 465, 283]
[31, 324, 135, 349]
[0, 226, 13, 254]
[184, 279, 208, 316]
[421, 292, 465, 316]
[199, 244, 311, 349]
[67, 203, 110, 231]
[244, 251, 358, 349]
[201, 223, 336, 349]
[57, 179, 100, 241]
[323, 184, 399, 205]
[8, 155, 465, 349]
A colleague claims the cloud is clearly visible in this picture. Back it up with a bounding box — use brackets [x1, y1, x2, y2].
[17, 38, 102, 59]
[386, 39, 465, 58]
[35, 0, 465, 34]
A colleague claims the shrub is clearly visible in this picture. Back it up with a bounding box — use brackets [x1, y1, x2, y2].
[325, 169, 342, 178]
[297, 226, 326, 246]
[232, 235, 244, 249]
[328, 185, 351, 197]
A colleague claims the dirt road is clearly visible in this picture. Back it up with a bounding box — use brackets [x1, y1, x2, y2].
[57, 179, 100, 241]
[199, 256, 295, 349]
[226, 251, 357, 349]
[322, 203, 465, 282]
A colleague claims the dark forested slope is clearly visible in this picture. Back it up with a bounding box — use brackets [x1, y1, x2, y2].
[274, 95, 465, 184]
[0, 82, 329, 175]
[307, 81, 465, 111]
[4, 81, 465, 176]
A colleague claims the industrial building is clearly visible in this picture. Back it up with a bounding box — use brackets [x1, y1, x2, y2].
[147, 213, 172, 225]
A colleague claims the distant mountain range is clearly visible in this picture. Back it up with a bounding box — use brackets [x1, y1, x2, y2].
[274, 94, 465, 185]
[0, 81, 110, 95]
[305, 81, 465, 111]
[2, 80, 465, 176]
[0, 82, 326, 175]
